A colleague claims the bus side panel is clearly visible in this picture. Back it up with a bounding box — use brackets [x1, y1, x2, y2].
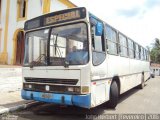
[119, 73, 142, 94]
[91, 80, 110, 108]
[144, 71, 150, 81]
[90, 58, 110, 108]
[107, 55, 150, 94]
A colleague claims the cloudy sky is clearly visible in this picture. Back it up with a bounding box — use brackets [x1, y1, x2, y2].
[70, 0, 160, 47]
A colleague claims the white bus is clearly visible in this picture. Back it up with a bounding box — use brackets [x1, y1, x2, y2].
[22, 7, 150, 109]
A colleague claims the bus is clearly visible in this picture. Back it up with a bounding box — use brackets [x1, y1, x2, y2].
[22, 7, 150, 109]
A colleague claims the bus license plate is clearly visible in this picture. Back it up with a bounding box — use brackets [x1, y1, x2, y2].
[41, 93, 52, 99]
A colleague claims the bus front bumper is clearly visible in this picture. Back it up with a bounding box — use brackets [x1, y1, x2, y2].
[21, 90, 91, 108]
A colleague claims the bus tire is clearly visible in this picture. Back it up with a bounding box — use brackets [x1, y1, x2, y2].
[108, 81, 119, 108]
[139, 75, 145, 89]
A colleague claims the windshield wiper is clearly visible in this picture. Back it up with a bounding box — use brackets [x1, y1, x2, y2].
[30, 54, 46, 68]
[54, 34, 63, 58]
[54, 34, 69, 68]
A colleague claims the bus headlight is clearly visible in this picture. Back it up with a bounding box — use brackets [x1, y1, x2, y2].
[67, 87, 81, 93]
[45, 85, 50, 91]
[68, 87, 74, 92]
[29, 84, 32, 89]
[23, 83, 32, 89]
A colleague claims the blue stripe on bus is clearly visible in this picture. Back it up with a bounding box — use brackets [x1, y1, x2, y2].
[21, 90, 91, 108]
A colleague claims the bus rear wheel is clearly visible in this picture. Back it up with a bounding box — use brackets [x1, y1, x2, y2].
[139, 75, 145, 89]
[108, 81, 119, 108]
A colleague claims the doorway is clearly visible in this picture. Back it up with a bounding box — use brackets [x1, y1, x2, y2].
[15, 31, 25, 65]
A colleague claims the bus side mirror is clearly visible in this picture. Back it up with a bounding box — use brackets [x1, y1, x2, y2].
[95, 22, 103, 36]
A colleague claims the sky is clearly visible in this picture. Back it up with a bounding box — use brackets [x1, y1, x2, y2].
[70, 0, 160, 48]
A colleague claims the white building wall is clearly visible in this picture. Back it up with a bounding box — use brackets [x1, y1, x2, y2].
[7, 0, 44, 63]
[0, 0, 7, 52]
[7, 0, 19, 63]
[27, 0, 43, 19]
[50, 0, 68, 12]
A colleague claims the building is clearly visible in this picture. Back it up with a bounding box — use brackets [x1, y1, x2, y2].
[0, 0, 76, 65]
[150, 63, 160, 76]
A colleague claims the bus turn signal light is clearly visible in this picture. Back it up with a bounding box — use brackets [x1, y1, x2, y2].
[81, 86, 89, 93]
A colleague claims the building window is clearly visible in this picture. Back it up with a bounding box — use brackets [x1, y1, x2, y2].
[119, 34, 128, 57]
[17, 0, 28, 21]
[106, 25, 118, 55]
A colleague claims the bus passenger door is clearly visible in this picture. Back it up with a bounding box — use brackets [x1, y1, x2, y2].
[90, 20, 109, 106]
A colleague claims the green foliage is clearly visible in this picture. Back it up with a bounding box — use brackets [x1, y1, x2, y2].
[150, 38, 160, 63]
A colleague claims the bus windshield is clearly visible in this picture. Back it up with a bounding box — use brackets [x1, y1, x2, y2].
[24, 23, 89, 66]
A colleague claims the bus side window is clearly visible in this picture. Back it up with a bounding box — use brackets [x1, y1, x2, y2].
[91, 25, 105, 52]
[128, 39, 134, 58]
[119, 34, 128, 57]
[91, 23, 106, 66]
[91, 25, 95, 49]
[135, 43, 139, 59]
[106, 25, 118, 55]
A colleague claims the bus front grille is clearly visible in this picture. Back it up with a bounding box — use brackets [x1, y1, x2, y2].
[24, 78, 78, 85]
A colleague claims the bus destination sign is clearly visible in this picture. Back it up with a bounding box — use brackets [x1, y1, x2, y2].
[45, 10, 81, 25]
[24, 7, 86, 31]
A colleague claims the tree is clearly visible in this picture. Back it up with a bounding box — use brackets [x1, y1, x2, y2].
[150, 38, 160, 63]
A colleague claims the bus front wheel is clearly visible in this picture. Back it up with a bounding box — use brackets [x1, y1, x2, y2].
[108, 81, 119, 108]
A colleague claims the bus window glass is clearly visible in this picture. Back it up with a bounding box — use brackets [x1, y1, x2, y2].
[141, 47, 144, 60]
[138, 46, 141, 59]
[50, 35, 66, 58]
[92, 26, 103, 51]
[24, 29, 49, 66]
[146, 51, 149, 61]
[91, 24, 105, 66]
[50, 23, 88, 65]
[135, 44, 140, 59]
[24, 23, 89, 66]
[128, 39, 134, 58]
[143, 49, 146, 60]
[106, 25, 118, 55]
[119, 34, 128, 57]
